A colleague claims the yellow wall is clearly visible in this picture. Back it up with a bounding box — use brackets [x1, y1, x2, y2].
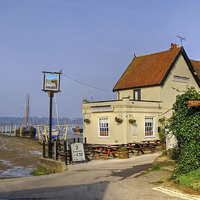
[82, 98, 161, 144]
[161, 55, 199, 118]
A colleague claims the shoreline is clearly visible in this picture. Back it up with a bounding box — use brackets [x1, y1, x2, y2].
[0, 132, 82, 179]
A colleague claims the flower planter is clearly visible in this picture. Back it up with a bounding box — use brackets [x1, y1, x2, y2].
[118, 151, 129, 159]
[129, 119, 136, 124]
[115, 117, 123, 123]
[84, 119, 91, 123]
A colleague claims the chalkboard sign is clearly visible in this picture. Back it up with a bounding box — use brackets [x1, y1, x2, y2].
[71, 143, 86, 162]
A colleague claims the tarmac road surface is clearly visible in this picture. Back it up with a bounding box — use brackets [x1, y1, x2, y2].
[0, 152, 199, 200]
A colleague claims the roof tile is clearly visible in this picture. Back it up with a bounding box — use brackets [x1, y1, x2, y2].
[190, 59, 200, 80]
[113, 47, 182, 91]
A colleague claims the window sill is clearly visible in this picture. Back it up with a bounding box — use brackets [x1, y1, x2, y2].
[98, 136, 109, 138]
[145, 136, 155, 138]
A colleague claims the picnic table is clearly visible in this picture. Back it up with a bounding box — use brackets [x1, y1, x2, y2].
[92, 145, 120, 160]
[128, 140, 159, 156]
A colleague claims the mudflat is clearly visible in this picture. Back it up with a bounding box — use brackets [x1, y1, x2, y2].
[0, 134, 42, 178]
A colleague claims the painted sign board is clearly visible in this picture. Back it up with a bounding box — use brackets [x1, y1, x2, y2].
[188, 100, 200, 106]
[71, 143, 85, 162]
[42, 71, 61, 92]
[91, 105, 113, 112]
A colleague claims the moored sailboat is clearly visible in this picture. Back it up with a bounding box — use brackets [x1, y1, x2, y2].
[16, 93, 36, 138]
[72, 126, 83, 134]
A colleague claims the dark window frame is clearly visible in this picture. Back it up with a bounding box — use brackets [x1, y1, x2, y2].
[134, 89, 141, 100]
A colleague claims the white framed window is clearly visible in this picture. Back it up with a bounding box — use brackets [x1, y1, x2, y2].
[145, 117, 154, 137]
[98, 117, 109, 137]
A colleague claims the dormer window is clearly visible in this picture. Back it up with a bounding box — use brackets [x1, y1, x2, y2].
[134, 89, 141, 100]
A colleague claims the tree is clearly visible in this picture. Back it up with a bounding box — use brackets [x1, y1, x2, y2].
[169, 86, 200, 178]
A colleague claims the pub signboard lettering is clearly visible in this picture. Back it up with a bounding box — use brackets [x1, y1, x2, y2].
[188, 100, 200, 106]
[71, 143, 85, 162]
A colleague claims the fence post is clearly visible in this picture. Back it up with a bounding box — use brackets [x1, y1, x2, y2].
[20, 126, 22, 137]
[64, 140, 68, 165]
[56, 140, 59, 161]
[14, 125, 16, 136]
[43, 141, 45, 158]
[73, 138, 76, 143]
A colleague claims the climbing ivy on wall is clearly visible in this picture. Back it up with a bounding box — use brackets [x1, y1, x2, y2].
[169, 86, 200, 178]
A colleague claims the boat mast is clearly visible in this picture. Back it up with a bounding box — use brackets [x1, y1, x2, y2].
[55, 94, 59, 125]
[26, 93, 29, 127]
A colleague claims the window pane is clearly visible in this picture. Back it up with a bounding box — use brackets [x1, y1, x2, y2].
[145, 117, 154, 136]
[134, 89, 141, 100]
[99, 117, 109, 137]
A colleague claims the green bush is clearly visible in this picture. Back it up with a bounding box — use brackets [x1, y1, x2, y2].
[169, 86, 200, 178]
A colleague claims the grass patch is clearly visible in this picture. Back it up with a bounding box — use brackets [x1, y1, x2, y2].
[152, 164, 160, 170]
[159, 161, 177, 167]
[175, 168, 200, 190]
[145, 164, 160, 174]
[145, 161, 176, 175]
[157, 180, 164, 184]
[31, 167, 49, 176]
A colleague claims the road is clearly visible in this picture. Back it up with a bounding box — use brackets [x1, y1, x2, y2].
[0, 152, 199, 200]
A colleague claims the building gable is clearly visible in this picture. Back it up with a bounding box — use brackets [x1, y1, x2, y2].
[113, 46, 200, 92]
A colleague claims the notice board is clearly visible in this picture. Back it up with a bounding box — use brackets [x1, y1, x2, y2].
[71, 143, 86, 162]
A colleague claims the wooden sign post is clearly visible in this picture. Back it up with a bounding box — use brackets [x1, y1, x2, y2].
[42, 71, 61, 159]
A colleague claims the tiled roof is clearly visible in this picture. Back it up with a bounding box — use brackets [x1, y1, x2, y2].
[190, 59, 200, 80]
[113, 47, 183, 91]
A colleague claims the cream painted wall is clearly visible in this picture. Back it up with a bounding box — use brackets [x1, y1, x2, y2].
[82, 98, 161, 144]
[160, 55, 199, 118]
[118, 87, 161, 101]
[141, 86, 161, 101]
[118, 89, 133, 100]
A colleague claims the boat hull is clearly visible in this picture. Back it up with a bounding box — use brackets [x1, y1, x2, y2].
[72, 127, 83, 134]
[41, 128, 59, 139]
[16, 126, 36, 138]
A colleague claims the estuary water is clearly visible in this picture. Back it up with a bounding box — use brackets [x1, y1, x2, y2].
[0, 128, 83, 179]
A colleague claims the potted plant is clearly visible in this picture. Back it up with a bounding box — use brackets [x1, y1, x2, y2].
[115, 117, 123, 123]
[84, 119, 91, 123]
[118, 146, 129, 159]
[129, 119, 136, 124]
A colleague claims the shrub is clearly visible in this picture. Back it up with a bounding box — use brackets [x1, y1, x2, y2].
[119, 146, 128, 152]
[169, 86, 200, 178]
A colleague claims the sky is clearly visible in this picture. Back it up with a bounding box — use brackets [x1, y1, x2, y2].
[1, 0, 200, 119]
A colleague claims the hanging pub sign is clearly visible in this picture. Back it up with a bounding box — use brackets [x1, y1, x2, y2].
[42, 71, 61, 92]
